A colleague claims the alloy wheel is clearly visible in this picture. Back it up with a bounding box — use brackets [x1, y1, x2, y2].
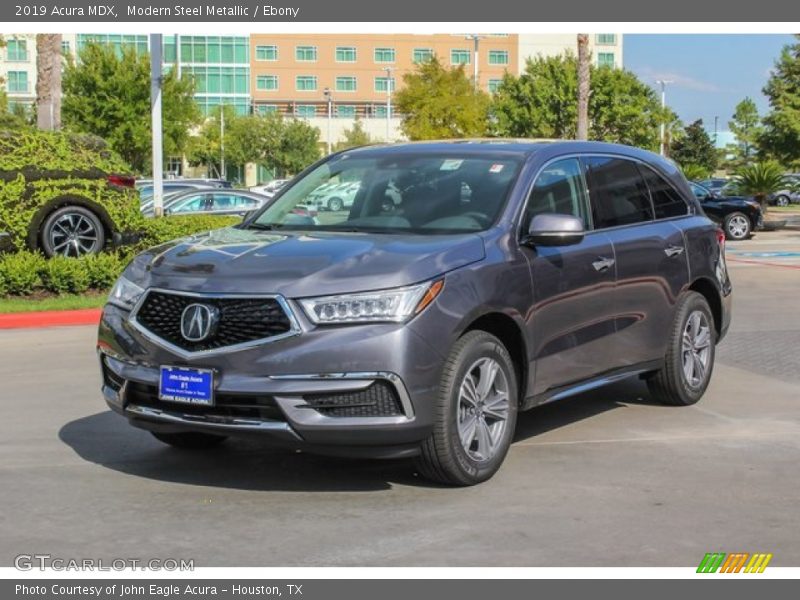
[457, 357, 510, 462]
[682, 310, 712, 389]
[727, 215, 749, 239]
[48, 212, 101, 257]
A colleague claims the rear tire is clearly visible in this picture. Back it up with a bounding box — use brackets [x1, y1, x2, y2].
[775, 195, 789, 207]
[647, 292, 716, 406]
[723, 212, 751, 240]
[327, 197, 344, 212]
[40, 205, 105, 257]
[151, 431, 227, 449]
[415, 330, 518, 486]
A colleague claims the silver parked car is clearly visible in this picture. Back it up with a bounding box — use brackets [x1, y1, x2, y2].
[141, 190, 269, 217]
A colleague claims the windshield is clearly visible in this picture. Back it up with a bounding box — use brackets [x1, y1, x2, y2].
[250, 153, 523, 234]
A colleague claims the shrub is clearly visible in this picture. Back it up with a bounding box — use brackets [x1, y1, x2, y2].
[82, 252, 126, 289]
[39, 256, 92, 294]
[0, 251, 45, 295]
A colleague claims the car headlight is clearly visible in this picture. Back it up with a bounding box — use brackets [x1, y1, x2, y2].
[299, 280, 444, 324]
[107, 276, 145, 311]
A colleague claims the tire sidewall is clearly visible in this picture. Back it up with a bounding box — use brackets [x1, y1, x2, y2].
[41, 205, 105, 257]
[776, 195, 789, 207]
[328, 197, 344, 212]
[669, 294, 716, 404]
[445, 333, 518, 483]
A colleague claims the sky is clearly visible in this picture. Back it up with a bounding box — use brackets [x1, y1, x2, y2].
[625, 34, 795, 140]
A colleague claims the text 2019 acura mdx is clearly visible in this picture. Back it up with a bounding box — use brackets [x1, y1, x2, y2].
[98, 141, 732, 485]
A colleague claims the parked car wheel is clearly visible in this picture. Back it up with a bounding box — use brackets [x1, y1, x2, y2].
[723, 212, 752, 240]
[415, 330, 518, 486]
[327, 197, 345, 212]
[151, 432, 228, 449]
[40, 205, 106, 258]
[775, 195, 790, 207]
[647, 292, 715, 406]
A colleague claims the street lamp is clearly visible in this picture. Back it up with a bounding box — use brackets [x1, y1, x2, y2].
[382, 66, 394, 143]
[657, 79, 673, 156]
[465, 34, 484, 92]
[323, 87, 333, 154]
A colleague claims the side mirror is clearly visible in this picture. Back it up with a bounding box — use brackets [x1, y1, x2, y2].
[525, 213, 585, 247]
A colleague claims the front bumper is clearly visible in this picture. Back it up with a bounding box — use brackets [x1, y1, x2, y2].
[98, 302, 445, 458]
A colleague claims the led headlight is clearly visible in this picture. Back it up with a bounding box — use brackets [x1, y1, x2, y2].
[107, 276, 145, 311]
[299, 280, 444, 324]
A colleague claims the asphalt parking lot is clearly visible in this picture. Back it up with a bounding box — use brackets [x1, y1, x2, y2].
[1, 230, 799, 568]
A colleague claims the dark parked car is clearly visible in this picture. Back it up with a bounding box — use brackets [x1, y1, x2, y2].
[697, 178, 729, 194]
[140, 190, 269, 218]
[1, 130, 142, 257]
[99, 141, 732, 485]
[689, 182, 762, 240]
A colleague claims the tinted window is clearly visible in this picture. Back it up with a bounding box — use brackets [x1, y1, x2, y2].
[171, 194, 208, 213]
[523, 158, 590, 230]
[209, 193, 258, 210]
[639, 166, 689, 219]
[584, 157, 653, 228]
[689, 183, 709, 200]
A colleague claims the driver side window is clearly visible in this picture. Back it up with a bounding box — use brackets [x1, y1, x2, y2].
[523, 158, 591, 231]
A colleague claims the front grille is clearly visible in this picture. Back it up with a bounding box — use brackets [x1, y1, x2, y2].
[135, 291, 293, 352]
[303, 381, 404, 418]
[126, 382, 285, 422]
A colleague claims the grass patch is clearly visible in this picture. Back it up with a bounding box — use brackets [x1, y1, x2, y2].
[0, 291, 107, 313]
[768, 205, 800, 213]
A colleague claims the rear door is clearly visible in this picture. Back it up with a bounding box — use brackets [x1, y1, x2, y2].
[523, 157, 619, 394]
[583, 156, 690, 369]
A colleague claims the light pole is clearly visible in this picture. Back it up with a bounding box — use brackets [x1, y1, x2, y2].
[220, 107, 225, 180]
[149, 34, 164, 217]
[465, 34, 483, 92]
[382, 66, 394, 143]
[657, 79, 673, 156]
[323, 87, 333, 154]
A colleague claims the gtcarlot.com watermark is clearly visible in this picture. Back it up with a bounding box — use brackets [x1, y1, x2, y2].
[14, 554, 194, 571]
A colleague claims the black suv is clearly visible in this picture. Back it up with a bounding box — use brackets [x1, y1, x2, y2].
[99, 141, 732, 485]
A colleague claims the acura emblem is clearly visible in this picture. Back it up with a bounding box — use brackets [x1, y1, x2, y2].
[180, 303, 219, 342]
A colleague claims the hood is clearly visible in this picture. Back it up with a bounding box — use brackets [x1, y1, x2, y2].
[131, 227, 486, 297]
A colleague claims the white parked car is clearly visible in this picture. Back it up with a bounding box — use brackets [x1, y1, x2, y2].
[249, 179, 290, 198]
[308, 181, 361, 212]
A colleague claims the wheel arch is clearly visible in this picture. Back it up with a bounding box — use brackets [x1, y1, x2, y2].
[27, 195, 114, 251]
[688, 277, 723, 338]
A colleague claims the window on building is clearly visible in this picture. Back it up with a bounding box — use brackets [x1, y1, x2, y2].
[255, 104, 279, 115]
[7, 71, 28, 93]
[336, 47, 357, 62]
[335, 76, 357, 92]
[336, 106, 356, 118]
[451, 49, 471, 65]
[596, 34, 617, 45]
[296, 76, 318, 91]
[373, 105, 388, 118]
[255, 45, 278, 61]
[488, 79, 502, 94]
[256, 75, 279, 91]
[6, 40, 28, 61]
[488, 50, 509, 65]
[412, 48, 434, 64]
[584, 157, 654, 228]
[295, 105, 317, 119]
[374, 47, 396, 63]
[597, 53, 616, 68]
[61, 40, 71, 55]
[295, 46, 317, 62]
[374, 77, 396, 93]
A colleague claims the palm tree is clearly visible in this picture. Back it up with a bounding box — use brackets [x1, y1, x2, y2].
[36, 34, 62, 130]
[576, 34, 590, 141]
[730, 161, 789, 214]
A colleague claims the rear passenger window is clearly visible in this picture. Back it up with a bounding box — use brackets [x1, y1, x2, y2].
[639, 166, 689, 219]
[523, 158, 590, 231]
[584, 157, 654, 228]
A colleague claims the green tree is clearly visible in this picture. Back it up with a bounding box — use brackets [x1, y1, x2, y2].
[62, 42, 200, 173]
[670, 119, 718, 174]
[727, 97, 762, 164]
[729, 161, 789, 213]
[394, 56, 491, 140]
[492, 54, 666, 149]
[759, 36, 800, 167]
[185, 105, 238, 178]
[333, 120, 372, 151]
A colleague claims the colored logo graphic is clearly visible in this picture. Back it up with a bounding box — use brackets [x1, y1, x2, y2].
[697, 552, 773, 573]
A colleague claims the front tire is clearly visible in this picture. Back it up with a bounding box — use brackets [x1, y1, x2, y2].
[647, 292, 716, 406]
[415, 330, 518, 486]
[723, 212, 751, 241]
[327, 197, 344, 212]
[40, 205, 105, 257]
[151, 431, 227, 449]
[775, 195, 790, 207]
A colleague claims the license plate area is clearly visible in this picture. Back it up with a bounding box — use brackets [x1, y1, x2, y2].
[159, 366, 214, 406]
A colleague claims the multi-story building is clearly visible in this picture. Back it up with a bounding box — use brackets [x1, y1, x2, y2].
[0, 34, 39, 111]
[249, 33, 623, 146]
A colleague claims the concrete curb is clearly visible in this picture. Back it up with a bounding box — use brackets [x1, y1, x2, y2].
[0, 308, 102, 330]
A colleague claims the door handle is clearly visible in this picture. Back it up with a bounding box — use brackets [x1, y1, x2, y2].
[664, 245, 685, 258]
[592, 257, 615, 272]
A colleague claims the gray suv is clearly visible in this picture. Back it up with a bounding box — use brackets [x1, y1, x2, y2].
[98, 141, 732, 485]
